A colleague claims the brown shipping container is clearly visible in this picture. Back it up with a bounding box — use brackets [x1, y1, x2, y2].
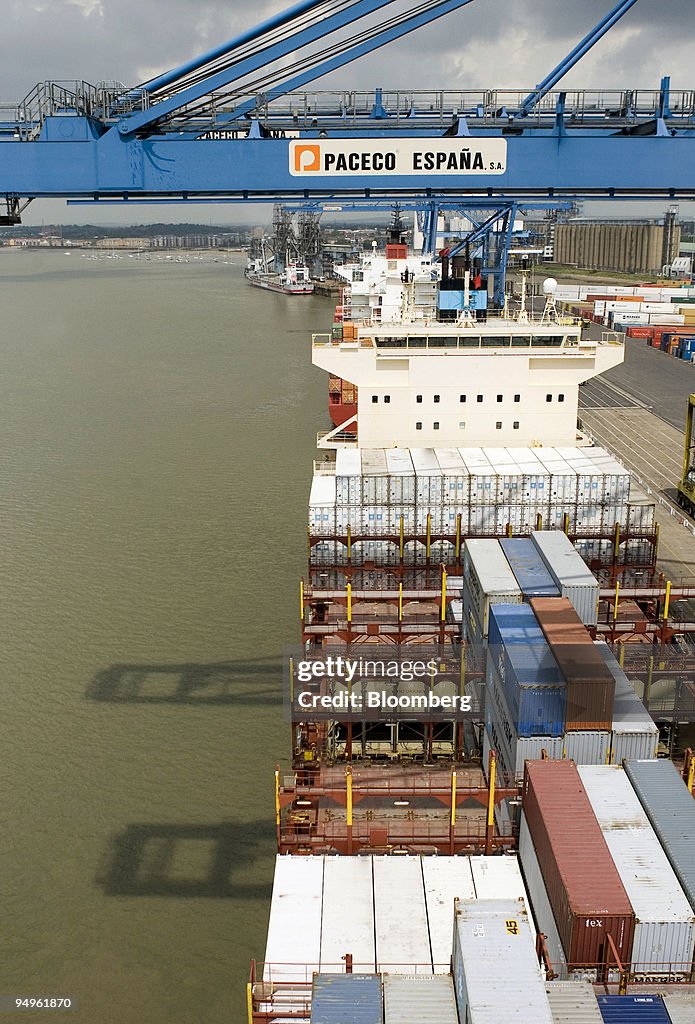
[523, 760, 635, 969]
[529, 597, 614, 730]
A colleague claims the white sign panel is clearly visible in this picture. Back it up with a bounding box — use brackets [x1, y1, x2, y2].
[289, 138, 507, 177]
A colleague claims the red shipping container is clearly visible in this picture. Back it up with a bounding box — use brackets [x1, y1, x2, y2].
[523, 760, 635, 970]
[529, 597, 614, 730]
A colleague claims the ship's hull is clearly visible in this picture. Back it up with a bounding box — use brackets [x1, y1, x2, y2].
[244, 272, 314, 295]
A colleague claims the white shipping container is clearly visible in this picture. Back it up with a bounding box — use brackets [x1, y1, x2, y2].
[412, 448, 444, 504]
[594, 643, 658, 762]
[386, 448, 416, 504]
[545, 981, 604, 1024]
[649, 313, 685, 324]
[383, 975, 459, 1024]
[452, 899, 554, 1024]
[663, 990, 695, 1024]
[335, 448, 362, 504]
[309, 475, 337, 536]
[264, 855, 324, 987]
[422, 857, 476, 971]
[373, 856, 433, 973]
[463, 539, 523, 638]
[562, 731, 610, 765]
[470, 855, 534, 937]
[531, 530, 599, 626]
[578, 765, 695, 976]
[320, 857, 376, 972]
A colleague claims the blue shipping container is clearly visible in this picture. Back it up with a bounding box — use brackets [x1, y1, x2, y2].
[311, 975, 383, 1024]
[500, 538, 560, 598]
[624, 758, 695, 913]
[597, 995, 671, 1023]
[488, 604, 565, 736]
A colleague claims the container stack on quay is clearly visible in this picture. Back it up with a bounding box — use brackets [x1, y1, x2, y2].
[308, 446, 652, 569]
[577, 765, 695, 978]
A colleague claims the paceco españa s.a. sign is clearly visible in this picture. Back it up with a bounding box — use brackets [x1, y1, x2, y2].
[289, 138, 507, 176]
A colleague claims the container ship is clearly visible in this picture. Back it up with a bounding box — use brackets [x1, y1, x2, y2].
[247, 237, 695, 1024]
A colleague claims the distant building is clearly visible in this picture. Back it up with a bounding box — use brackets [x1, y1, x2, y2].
[554, 217, 681, 275]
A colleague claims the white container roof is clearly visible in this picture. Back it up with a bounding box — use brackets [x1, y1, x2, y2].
[578, 766, 695, 924]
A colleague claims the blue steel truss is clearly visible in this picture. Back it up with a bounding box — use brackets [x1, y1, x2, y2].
[1, 0, 695, 240]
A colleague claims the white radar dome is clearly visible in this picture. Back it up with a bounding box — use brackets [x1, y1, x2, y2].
[542, 277, 558, 295]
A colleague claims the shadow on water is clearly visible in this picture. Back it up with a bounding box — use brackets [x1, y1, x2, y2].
[98, 819, 274, 899]
[86, 658, 283, 705]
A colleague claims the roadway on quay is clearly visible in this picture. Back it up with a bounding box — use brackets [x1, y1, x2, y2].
[578, 335, 695, 581]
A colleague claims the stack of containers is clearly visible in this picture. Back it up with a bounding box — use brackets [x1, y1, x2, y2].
[530, 597, 614, 732]
[452, 898, 554, 1024]
[462, 538, 522, 645]
[500, 537, 560, 599]
[578, 765, 695, 977]
[508, 447, 552, 526]
[530, 530, 599, 626]
[536, 451, 579, 529]
[435, 448, 470, 536]
[382, 975, 459, 1024]
[623, 759, 695, 913]
[461, 448, 499, 532]
[334, 447, 362, 535]
[520, 760, 635, 976]
[485, 604, 566, 778]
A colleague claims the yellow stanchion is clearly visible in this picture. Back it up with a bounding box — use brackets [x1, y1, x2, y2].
[440, 568, 447, 623]
[346, 582, 352, 623]
[450, 771, 457, 828]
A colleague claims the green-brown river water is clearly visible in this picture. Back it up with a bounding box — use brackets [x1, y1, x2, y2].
[1, 248, 329, 1023]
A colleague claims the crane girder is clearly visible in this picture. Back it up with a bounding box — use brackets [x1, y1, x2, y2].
[2, 127, 695, 204]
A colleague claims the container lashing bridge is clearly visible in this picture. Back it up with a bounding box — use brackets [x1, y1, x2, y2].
[1, 0, 695, 286]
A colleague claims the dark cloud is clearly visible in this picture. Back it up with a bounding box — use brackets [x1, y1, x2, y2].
[3, 0, 693, 99]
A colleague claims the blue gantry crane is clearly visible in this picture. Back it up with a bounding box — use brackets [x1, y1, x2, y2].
[0, 0, 693, 300]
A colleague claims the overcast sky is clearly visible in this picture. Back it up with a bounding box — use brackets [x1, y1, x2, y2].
[3, 0, 694, 226]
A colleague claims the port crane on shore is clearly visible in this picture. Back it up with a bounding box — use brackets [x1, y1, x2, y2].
[1, 0, 694, 298]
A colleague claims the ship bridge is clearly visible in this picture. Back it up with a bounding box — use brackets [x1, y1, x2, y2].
[313, 318, 624, 449]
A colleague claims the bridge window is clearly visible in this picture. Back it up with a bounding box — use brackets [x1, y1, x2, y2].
[514, 394, 520, 403]
[416, 422, 423, 430]
[434, 395, 440, 403]
[372, 395, 378, 403]
[460, 336, 480, 348]
[546, 394, 553, 403]
[497, 395, 503, 403]
[511, 336, 531, 347]
[460, 394, 467, 403]
[416, 394, 423, 403]
[384, 395, 391, 404]
[483, 335, 510, 348]
[513, 421, 520, 430]
[433, 422, 440, 430]
[558, 394, 565, 403]
[496, 421, 502, 430]
[477, 395, 483, 403]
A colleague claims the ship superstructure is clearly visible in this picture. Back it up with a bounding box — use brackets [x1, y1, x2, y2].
[319, 245, 624, 449]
